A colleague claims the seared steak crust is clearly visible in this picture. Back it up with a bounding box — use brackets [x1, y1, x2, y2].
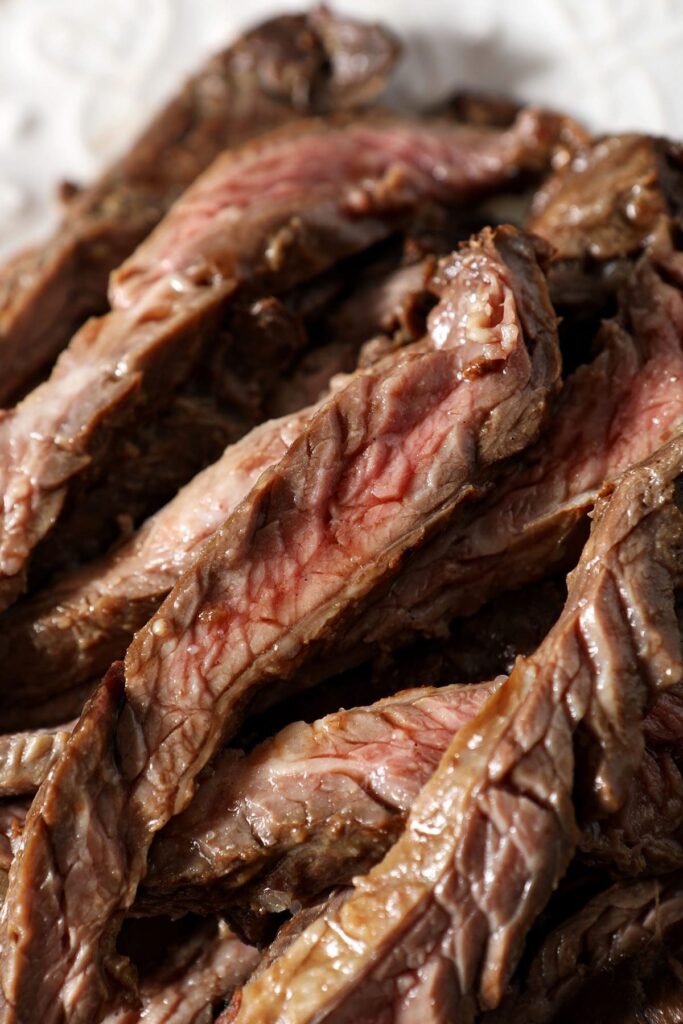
[0, 111, 558, 614]
[232, 437, 683, 1024]
[484, 871, 683, 1023]
[0, 9, 399, 406]
[0, 227, 559, 1023]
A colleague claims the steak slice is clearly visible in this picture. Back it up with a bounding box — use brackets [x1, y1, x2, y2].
[0, 110, 558, 614]
[0, 226, 560, 1024]
[0, 576, 558, 875]
[0, 8, 399, 406]
[102, 919, 259, 1024]
[484, 872, 683, 1023]
[580, 683, 683, 875]
[0, 683, 497, 934]
[323, 245, 683, 671]
[137, 681, 501, 923]
[0, 392, 337, 729]
[231, 436, 683, 1024]
[0, 247, 435, 729]
[529, 133, 683, 322]
[0, 576, 559, 792]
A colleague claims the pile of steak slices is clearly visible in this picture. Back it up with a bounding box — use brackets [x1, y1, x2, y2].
[1, 8, 683, 1023]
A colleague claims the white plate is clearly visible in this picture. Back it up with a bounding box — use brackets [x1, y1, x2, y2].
[0, 0, 680, 260]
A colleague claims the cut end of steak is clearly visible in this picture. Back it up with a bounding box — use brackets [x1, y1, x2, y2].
[230, 435, 683, 1024]
[0, 225, 560, 1022]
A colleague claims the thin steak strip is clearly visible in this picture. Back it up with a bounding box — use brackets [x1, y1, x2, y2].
[0, 226, 559, 1024]
[324, 243, 683, 668]
[484, 871, 683, 1023]
[232, 436, 683, 1024]
[0, 252, 433, 729]
[0, 110, 557, 614]
[0, 403, 321, 726]
[0, 575, 558, 800]
[138, 681, 501, 920]
[0, 8, 399, 405]
[0, 683, 498, 920]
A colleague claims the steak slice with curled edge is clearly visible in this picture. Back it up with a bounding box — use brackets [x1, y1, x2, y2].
[232, 436, 683, 1024]
[0, 108, 560, 614]
[137, 681, 501, 924]
[0, 7, 399, 406]
[0, 225, 560, 1024]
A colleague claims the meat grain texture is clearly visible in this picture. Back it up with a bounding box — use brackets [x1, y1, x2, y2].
[0, 226, 560, 1023]
[0, 108, 560, 615]
[0, 8, 399, 406]
[232, 437, 683, 1023]
[3, 12, 683, 1024]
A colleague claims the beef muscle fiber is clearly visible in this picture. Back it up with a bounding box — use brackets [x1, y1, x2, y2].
[0, 226, 559, 1023]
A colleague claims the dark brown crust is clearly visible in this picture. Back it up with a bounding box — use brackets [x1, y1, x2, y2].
[0, 227, 559, 1022]
[229, 436, 683, 1023]
[0, 9, 399, 406]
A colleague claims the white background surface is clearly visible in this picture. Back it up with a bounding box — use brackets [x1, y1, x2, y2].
[0, 0, 681, 260]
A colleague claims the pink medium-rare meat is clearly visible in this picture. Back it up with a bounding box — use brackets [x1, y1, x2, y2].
[0, 404, 320, 728]
[9, 194, 683, 742]
[110, 109, 555, 309]
[0, 8, 399, 406]
[0, 219, 537, 730]
[0, 226, 560, 1024]
[138, 681, 501, 920]
[0, 247, 436, 730]
[0, 575, 558, 804]
[232, 435, 683, 1024]
[0, 111, 559, 616]
[327, 244, 683, 665]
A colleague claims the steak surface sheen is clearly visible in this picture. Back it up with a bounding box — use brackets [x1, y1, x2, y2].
[0, 226, 559, 1024]
[0, 110, 558, 614]
[233, 436, 683, 1024]
[0, 8, 399, 406]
